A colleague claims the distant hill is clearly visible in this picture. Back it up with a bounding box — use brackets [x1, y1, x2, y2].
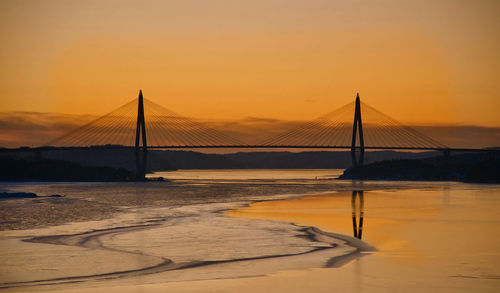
[0, 147, 442, 171]
[0, 148, 176, 172]
[223, 151, 437, 169]
[2, 149, 496, 182]
[0, 156, 137, 181]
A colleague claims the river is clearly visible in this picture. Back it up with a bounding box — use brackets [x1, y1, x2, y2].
[0, 170, 499, 292]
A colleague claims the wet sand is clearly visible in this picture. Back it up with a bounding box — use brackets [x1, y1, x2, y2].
[2, 224, 370, 290]
[0, 176, 373, 292]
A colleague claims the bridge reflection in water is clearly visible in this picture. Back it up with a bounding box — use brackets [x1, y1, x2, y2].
[351, 190, 364, 239]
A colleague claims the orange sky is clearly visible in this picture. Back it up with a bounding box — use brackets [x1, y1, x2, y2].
[1, 0, 499, 125]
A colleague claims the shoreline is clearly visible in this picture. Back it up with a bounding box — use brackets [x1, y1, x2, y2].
[0, 185, 376, 291]
[1, 223, 371, 291]
[3, 180, 498, 292]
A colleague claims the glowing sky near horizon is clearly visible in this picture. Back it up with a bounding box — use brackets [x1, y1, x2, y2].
[0, 0, 499, 125]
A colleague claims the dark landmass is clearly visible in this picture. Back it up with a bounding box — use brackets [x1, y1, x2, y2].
[2, 147, 177, 172]
[224, 151, 436, 169]
[1, 147, 440, 171]
[0, 192, 37, 199]
[0, 157, 138, 181]
[2, 147, 498, 183]
[0, 192, 64, 199]
[339, 153, 500, 183]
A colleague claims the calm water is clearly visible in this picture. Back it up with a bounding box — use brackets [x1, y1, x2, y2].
[230, 187, 500, 292]
[0, 170, 499, 292]
[149, 169, 344, 180]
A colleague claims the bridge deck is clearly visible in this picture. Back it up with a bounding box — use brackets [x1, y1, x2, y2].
[4, 145, 496, 153]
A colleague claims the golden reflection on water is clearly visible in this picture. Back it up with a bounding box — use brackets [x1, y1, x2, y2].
[228, 191, 417, 262]
[228, 188, 500, 271]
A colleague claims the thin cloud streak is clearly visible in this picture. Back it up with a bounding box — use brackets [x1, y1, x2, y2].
[0, 112, 498, 149]
[0, 112, 96, 147]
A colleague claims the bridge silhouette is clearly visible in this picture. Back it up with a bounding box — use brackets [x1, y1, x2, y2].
[40, 90, 493, 179]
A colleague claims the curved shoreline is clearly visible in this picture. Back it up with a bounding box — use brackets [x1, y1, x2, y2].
[1, 220, 372, 290]
[0, 181, 381, 291]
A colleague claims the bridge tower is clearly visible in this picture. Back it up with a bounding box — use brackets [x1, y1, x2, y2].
[135, 90, 148, 180]
[351, 93, 365, 167]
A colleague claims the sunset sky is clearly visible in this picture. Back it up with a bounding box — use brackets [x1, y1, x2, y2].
[1, 0, 500, 147]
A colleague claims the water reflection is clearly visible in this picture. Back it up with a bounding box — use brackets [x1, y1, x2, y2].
[351, 190, 364, 239]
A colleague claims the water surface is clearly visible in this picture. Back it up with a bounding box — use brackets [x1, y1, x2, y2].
[0, 170, 498, 292]
[149, 169, 344, 180]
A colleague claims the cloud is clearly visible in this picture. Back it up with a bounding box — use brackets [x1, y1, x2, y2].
[0, 111, 498, 149]
[0, 112, 96, 147]
[200, 118, 500, 148]
[412, 125, 500, 149]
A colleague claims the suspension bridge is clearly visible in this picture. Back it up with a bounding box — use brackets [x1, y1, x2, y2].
[25, 90, 496, 178]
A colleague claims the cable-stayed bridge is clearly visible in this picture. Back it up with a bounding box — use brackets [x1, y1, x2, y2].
[36, 90, 495, 178]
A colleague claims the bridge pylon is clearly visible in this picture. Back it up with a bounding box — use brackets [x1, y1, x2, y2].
[135, 89, 148, 180]
[351, 93, 365, 167]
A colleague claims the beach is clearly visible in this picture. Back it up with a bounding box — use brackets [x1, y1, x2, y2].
[1, 170, 499, 292]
